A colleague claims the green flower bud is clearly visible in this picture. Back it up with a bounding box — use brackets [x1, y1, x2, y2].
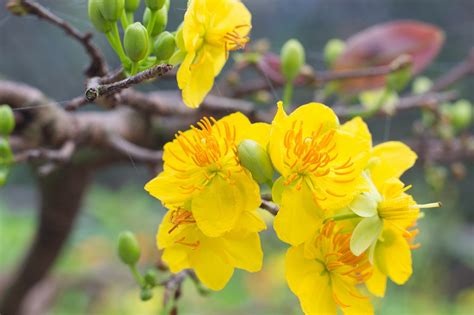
[153, 31, 176, 61]
[237, 140, 274, 185]
[100, 0, 125, 22]
[175, 25, 185, 50]
[143, 7, 168, 37]
[451, 99, 473, 130]
[144, 269, 158, 286]
[124, 22, 149, 62]
[324, 38, 345, 67]
[125, 0, 140, 12]
[280, 39, 305, 83]
[118, 231, 141, 265]
[88, 0, 113, 33]
[145, 0, 165, 10]
[386, 55, 412, 92]
[0, 138, 13, 186]
[0, 105, 15, 136]
[140, 287, 153, 301]
[412, 76, 432, 95]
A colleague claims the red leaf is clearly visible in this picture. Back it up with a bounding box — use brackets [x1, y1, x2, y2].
[256, 53, 308, 86]
[332, 20, 445, 92]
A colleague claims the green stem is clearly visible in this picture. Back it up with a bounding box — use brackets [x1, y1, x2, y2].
[146, 9, 158, 36]
[324, 213, 359, 223]
[121, 11, 130, 30]
[127, 12, 134, 25]
[130, 62, 139, 75]
[265, 180, 274, 189]
[283, 81, 294, 109]
[129, 264, 145, 287]
[105, 24, 129, 67]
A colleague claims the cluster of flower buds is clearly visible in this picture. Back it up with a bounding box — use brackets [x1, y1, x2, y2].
[143, 100, 440, 314]
[88, 0, 175, 74]
[0, 105, 15, 186]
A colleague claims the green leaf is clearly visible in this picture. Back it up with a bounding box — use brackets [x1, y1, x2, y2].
[350, 216, 383, 256]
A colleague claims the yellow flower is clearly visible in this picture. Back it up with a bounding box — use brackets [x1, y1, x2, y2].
[269, 102, 370, 246]
[286, 222, 374, 315]
[145, 113, 269, 237]
[177, 0, 251, 108]
[157, 206, 265, 290]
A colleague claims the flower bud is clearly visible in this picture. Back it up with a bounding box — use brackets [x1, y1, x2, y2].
[0, 138, 13, 186]
[140, 287, 153, 301]
[237, 139, 274, 184]
[125, 0, 140, 12]
[386, 55, 412, 92]
[88, 0, 113, 33]
[324, 38, 345, 67]
[99, 0, 125, 22]
[451, 99, 473, 130]
[412, 76, 432, 95]
[124, 22, 149, 62]
[145, 0, 165, 11]
[0, 105, 15, 136]
[280, 39, 305, 83]
[144, 269, 158, 286]
[175, 25, 185, 50]
[153, 31, 176, 61]
[118, 231, 141, 265]
[143, 7, 168, 37]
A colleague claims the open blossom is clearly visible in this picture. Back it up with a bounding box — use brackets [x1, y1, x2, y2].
[286, 222, 374, 315]
[177, 0, 251, 108]
[145, 113, 269, 237]
[269, 102, 370, 246]
[157, 206, 265, 290]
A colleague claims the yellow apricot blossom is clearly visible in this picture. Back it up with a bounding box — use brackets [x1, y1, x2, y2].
[286, 222, 373, 315]
[157, 206, 265, 290]
[145, 113, 269, 237]
[177, 0, 251, 108]
[269, 102, 370, 246]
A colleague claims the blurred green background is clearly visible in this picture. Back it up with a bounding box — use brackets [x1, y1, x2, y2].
[1, 0, 474, 314]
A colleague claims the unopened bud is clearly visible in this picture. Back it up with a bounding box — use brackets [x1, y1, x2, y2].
[124, 22, 149, 62]
[153, 31, 176, 61]
[88, 0, 113, 33]
[412, 76, 432, 95]
[175, 25, 185, 50]
[118, 231, 141, 265]
[451, 99, 473, 130]
[100, 0, 125, 22]
[140, 287, 153, 301]
[0, 105, 15, 136]
[143, 7, 168, 37]
[125, 0, 140, 12]
[144, 269, 158, 286]
[145, 0, 165, 11]
[237, 140, 274, 184]
[324, 38, 345, 67]
[280, 39, 305, 83]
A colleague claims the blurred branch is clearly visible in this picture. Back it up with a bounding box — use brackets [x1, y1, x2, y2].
[7, 0, 107, 77]
[431, 47, 474, 92]
[162, 270, 190, 315]
[107, 133, 163, 163]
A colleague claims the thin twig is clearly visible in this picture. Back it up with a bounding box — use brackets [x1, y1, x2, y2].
[260, 199, 279, 216]
[8, 0, 107, 77]
[431, 47, 474, 91]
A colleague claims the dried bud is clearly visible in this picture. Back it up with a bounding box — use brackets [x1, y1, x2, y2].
[237, 140, 274, 185]
[100, 0, 125, 22]
[145, 0, 165, 11]
[280, 39, 305, 83]
[0, 105, 15, 136]
[153, 31, 176, 61]
[324, 38, 345, 67]
[117, 231, 141, 265]
[88, 0, 113, 33]
[124, 22, 149, 62]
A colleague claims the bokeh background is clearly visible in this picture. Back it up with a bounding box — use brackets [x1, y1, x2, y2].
[1, 0, 474, 314]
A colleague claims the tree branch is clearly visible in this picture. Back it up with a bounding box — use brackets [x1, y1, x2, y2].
[107, 133, 163, 163]
[431, 47, 474, 91]
[7, 0, 108, 77]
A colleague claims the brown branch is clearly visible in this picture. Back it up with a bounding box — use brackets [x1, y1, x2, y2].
[107, 133, 163, 163]
[162, 270, 190, 315]
[260, 199, 279, 216]
[431, 47, 474, 91]
[8, 0, 107, 77]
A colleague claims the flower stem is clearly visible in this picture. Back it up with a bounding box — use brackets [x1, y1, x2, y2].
[129, 264, 145, 287]
[283, 81, 294, 109]
[130, 62, 139, 75]
[121, 10, 130, 30]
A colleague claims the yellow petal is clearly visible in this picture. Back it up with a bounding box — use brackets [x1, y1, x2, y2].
[233, 210, 266, 234]
[240, 122, 272, 147]
[273, 182, 323, 246]
[331, 274, 374, 315]
[161, 246, 191, 273]
[189, 238, 234, 291]
[144, 173, 188, 206]
[366, 265, 387, 297]
[371, 141, 417, 187]
[341, 116, 372, 149]
[220, 230, 263, 272]
[288, 102, 340, 132]
[286, 246, 337, 315]
[374, 227, 413, 285]
[192, 170, 260, 237]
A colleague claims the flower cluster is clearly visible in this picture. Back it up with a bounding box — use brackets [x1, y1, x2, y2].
[145, 101, 439, 313]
